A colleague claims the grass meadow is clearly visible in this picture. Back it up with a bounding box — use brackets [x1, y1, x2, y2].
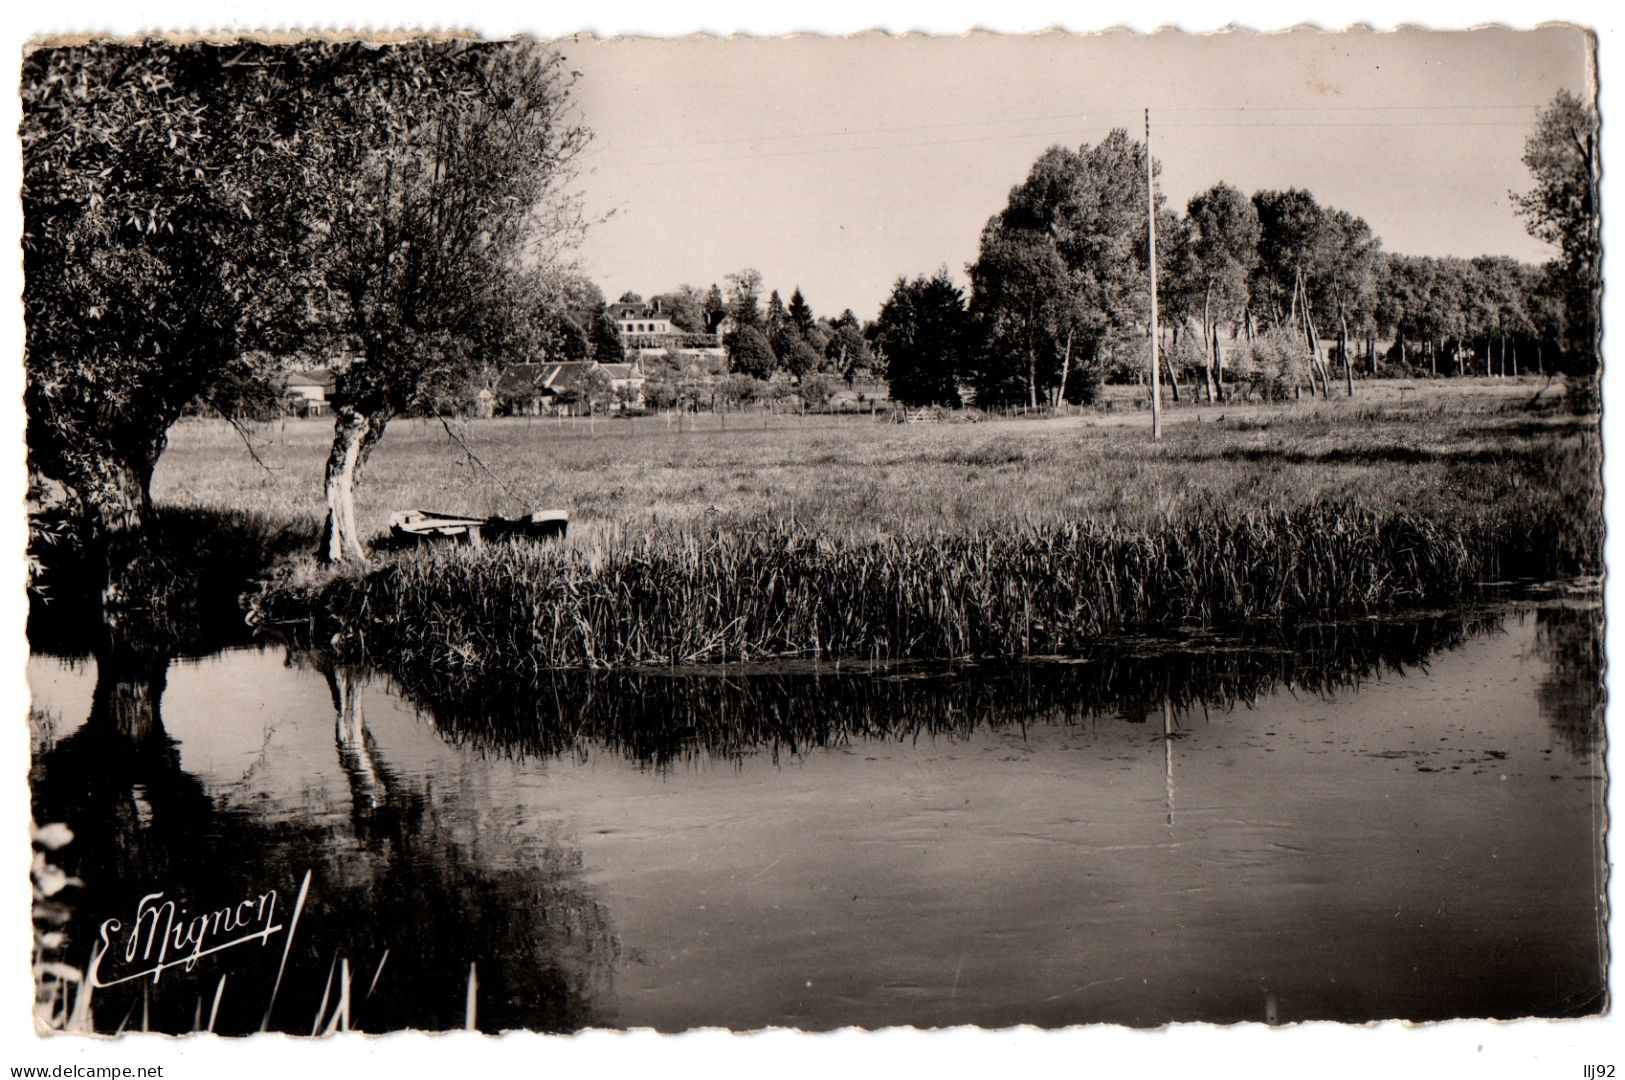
[152, 376, 1601, 676]
[159, 377, 1582, 544]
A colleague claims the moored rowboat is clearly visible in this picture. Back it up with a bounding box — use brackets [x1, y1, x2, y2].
[384, 508, 569, 549]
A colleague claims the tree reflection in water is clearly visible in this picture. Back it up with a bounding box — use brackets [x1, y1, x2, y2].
[29, 629, 618, 1035]
[31, 588, 1599, 1035]
[1532, 601, 1605, 758]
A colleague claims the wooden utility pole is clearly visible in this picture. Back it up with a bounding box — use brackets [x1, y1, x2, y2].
[1146, 108, 1163, 441]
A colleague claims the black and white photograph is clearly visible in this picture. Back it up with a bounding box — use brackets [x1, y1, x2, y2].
[8, 5, 1618, 1075]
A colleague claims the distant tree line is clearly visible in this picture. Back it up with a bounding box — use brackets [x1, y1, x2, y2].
[876, 91, 1600, 409]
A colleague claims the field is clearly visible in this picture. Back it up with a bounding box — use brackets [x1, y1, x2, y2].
[157, 377, 1582, 544]
[149, 377, 1600, 678]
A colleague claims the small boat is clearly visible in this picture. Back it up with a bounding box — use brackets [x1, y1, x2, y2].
[384, 508, 569, 549]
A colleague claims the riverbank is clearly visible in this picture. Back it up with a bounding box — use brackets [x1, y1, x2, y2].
[237, 387, 1601, 680]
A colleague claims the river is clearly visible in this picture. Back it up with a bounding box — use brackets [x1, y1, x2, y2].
[26, 589, 1606, 1033]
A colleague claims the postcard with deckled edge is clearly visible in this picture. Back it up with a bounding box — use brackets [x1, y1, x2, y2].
[10, 14, 1616, 1076]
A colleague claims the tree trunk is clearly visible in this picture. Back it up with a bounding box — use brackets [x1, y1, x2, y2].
[1297, 272, 1331, 397]
[90, 625, 171, 745]
[1026, 344, 1038, 410]
[1164, 349, 1182, 402]
[1212, 322, 1225, 400]
[320, 408, 378, 566]
[1340, 313, 1354, 396]
[85, 456, 158, 613]
[1201, 288, 1217, 403]
[1057, 329, 1074, 408]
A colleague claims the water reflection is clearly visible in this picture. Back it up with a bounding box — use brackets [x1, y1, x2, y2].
[30, 634, 617, 1035]
[388, 606, 1515, 767]
[27, 591, 1605, 1032]
[1534, 602, 1606, 757]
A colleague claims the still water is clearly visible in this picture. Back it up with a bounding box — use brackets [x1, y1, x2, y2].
[28, 593, 1606, 1033]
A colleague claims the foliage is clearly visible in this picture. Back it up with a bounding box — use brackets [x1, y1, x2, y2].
[702, 283, 728, 332]
[967, 133, 1157, 406]
[725, 325, 776, 379]
[796, 372, 839, 411]
[825, 322, 874, 383]
[876, 270, 970, 407]
[642, 377, 679, 411]
[781, 337, 824, 381]
[1183, 182, 1260, 327]
[787, 287, 817, 338]
[588, 305, 625, 362]
[725, 268, 764, 330]
[1229, 329, 1313, 401]
[967, 216, 1080, 407]
[650, 285, 708, 332]
[1249, 188, 1326, 326]
[22, 41, 318, 541]
[720, 373, 765, 406]
[286, 40, 590, 561]
[1512, 89, 1600, 368]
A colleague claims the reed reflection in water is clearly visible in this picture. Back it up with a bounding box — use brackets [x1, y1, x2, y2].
[26, 592, 1605, 1032]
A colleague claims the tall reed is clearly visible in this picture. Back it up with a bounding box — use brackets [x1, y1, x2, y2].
[253, 484, 1596, 682]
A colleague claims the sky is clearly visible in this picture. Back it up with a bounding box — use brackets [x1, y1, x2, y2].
[561, 28, 1594, 319]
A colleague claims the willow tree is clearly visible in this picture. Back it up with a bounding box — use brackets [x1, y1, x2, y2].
[23, 42, 325, 604]
[303, 40, 590, 563]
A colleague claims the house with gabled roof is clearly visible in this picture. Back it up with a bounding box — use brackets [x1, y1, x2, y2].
[278, 368, 337, 417]
[494, 359, 645, 415]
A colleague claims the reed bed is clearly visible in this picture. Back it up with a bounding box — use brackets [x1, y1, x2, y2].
[254, 477, 1597, 681]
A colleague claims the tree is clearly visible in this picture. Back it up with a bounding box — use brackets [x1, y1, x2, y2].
[1512, 89, 1600, 371]
[765, 289, 791, 358]
[966, 133, 1157, 408]
[725, 268, 764, 330]
[824, 321, 874, 384]
[580, 365, 615, 415]
[650, 285, 707, 332]
[876, 270, 969, 408]
[1471, 256, 1527, 376]
[1318, 209, 1382, 393]
[536, 311, 591, 362]
[967, 218, 1081, 407]
[1376, 254, 1433, 372]
[23, 42, 322, 603]
[782, 337, 823, 381]
[588, 304, 625, 363]
[1183, 182, 1260, 396]
[797, 373, 839, 412]
[787, 287, 817, 338]
[299, 41, 590, 563]
[725, 325, 776, 379]
[702, 283, 728, 333]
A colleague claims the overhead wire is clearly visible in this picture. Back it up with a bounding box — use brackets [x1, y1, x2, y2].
[583, 102, 1548, 170]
